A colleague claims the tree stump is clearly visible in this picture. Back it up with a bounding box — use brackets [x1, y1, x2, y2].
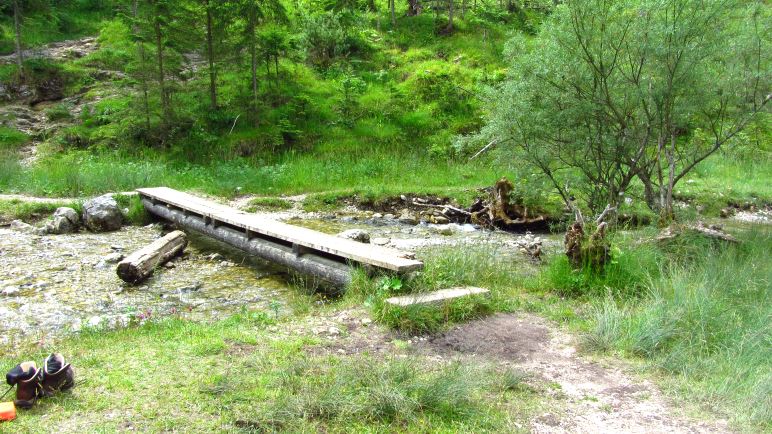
[117, 230, 188, 283]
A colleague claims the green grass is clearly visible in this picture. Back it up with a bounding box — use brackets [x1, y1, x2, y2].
[0, 198, 80, 223]
[0, 148, 507, 199]
[0, 309, 543, 432]
[584, 226, 772, 431]
[244, 196, 294, 212]
[0, 127, 29, 150]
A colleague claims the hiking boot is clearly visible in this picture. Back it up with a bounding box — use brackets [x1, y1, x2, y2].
[41, 353, 75, 397]
[5, 361, 43, 409]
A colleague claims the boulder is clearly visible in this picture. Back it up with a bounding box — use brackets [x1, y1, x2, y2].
[44, 207, 80, 234]
[337, 229, 371, 244]
[83, 194, 123, 232]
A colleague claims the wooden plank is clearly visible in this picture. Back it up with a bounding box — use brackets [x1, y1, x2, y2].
[136, 187, 423, 272]
[384, 287, 490, 307]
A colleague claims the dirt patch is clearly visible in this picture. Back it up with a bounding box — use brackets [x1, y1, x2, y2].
[417, 313, 730, 433]
[303, 308, 396, 356]
[424, 313, 549, 361]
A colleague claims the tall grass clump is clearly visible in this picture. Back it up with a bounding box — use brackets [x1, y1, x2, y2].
[250, 357, 498, 429]
[542, 235, 662, 298]
[587, 227, 771, 430]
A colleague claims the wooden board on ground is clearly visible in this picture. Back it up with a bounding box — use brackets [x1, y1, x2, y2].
[385, 287, 490, 307]
[136, 187, 423, 273]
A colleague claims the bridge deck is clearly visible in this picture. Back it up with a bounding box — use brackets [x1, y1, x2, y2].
[136, 187, 423, 273]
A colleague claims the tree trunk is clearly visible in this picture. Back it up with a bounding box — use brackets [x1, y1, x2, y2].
[446, 0, 454, 32]
[461, 0, 465, 19]
[132, 0, 151, 131]
[117, 230, 188, 283]
[153, 8, 169, 131]
[13, 0, 24, 80]
[390, 0, 396, 26]
[407, 0, 420, 16]
[247, 8, 259, 125]
[205, 0, 217, 109]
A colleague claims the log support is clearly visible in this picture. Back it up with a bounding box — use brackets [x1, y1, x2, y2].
[141, 198, 352, 286]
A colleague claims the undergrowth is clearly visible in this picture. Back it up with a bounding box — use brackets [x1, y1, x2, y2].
[585, 226, 772, 430]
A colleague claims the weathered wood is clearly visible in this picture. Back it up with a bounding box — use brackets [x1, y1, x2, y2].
[117, 230, 187, 283]
[141, 199, 353, 285]
[136, 187, 423, 273]
[384, 287, 490, 307]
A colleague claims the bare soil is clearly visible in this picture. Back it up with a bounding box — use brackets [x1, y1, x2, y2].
[419, 313, 731, 433]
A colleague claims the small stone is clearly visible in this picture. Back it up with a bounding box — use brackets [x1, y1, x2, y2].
[208, 253, 224, 261]
[431, 225, 454, 236]
[88, 316, 103, 328]
[1, 286, 20, 296]
[384, 213, 395, 220]
[104, 252, 124, 263]
[110, 245, 124, 251]
[371, 237, 389, 246]
[337, 229, 371, 244]
[361, 318, 372, 326]
[398, 212, 419, 226]
[372, 213, 383, 219]
[327, 326, 340, 336]
[10, 220, 34, 233]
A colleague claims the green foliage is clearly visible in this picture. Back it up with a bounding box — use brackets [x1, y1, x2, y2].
[244, 196, 293, 211]
[585, 228, 772, 429]
[472, 0, 771, 215]
[255, 357, 492, 426]
[45, 103, 73, 121]
[543, 243, 660, 298]
[0, 126, 29, 150]
[0, 198, 79, 223]
[113, 193, 151, 226]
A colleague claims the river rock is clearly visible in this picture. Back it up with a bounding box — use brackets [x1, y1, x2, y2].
[83, 194, 123, 232]
[398, 211, 419, 226]
[371, 237, 389, 246]
[10, 220, 34, 233]
[337, 229, 370, 244]
[44, 207, 80, 234]
[1, 286, 20, 296]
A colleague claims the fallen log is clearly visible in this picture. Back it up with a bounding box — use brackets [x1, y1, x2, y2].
[117, 230, 188, 283]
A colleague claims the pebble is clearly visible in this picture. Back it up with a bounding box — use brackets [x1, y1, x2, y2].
[104, 252, 125, 263]
[88, 316, 103, 328]
[1, 286, 20, 296]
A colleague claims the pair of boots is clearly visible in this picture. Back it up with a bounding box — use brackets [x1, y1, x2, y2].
[5, 354, 75, 409]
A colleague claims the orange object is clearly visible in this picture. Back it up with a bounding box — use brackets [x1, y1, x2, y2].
[0, 401, 16, 422]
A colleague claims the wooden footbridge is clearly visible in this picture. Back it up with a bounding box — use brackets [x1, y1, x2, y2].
[137, 187, 423, 285]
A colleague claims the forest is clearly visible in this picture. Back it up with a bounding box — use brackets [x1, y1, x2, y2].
[0, 0, 769, 432]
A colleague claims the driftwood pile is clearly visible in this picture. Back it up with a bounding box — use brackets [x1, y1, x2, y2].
[405, 177, 548, 231]
[469, 177, 548, 230]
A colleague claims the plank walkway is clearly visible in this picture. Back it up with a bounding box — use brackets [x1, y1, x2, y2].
[137, 187, 423, 273]
[384, 287, 490, 307]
